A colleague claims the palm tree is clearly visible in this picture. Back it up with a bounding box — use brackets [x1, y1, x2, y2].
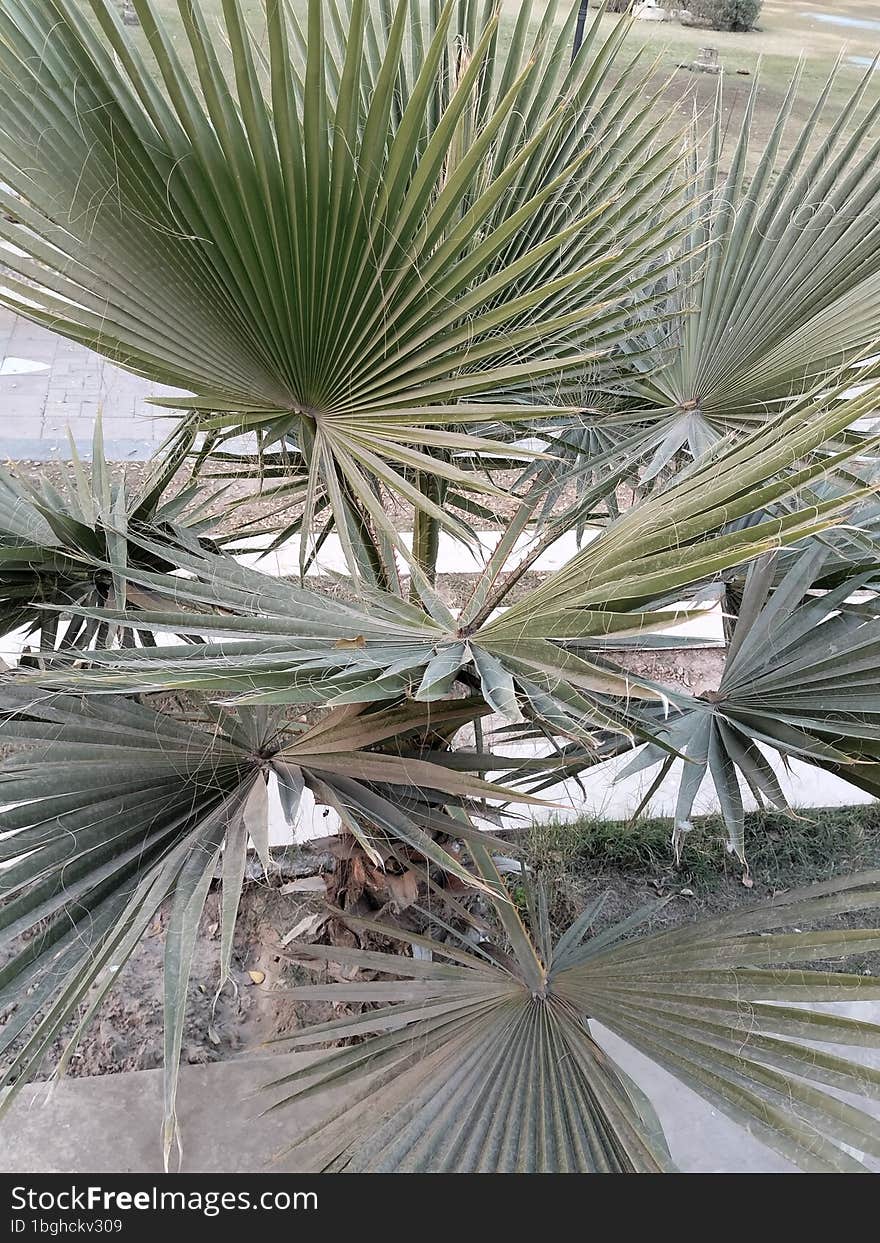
[617, 545, 880, 860]
[551, 66, 880, 481]
[0, 0, 879, 1172]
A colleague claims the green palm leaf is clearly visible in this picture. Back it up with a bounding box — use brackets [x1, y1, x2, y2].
[718, 473, 880, 632]
[0, 0, 687, 576]
[0, 418, 214, 653]
[619, 543, 880, 860]
[0, 687, 537, 1163]
[269, 858, 880, 1172]
[20, 371, 880, 759]
[550, 63, 880, 478]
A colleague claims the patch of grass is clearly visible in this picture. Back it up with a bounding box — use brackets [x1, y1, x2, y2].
[528, 813, 720, 882]
[527, 802, 880, 891]
[518, 804, 880, 968]
[743, 804, 880, 886]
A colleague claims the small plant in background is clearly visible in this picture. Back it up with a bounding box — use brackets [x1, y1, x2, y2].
[0, 419, 216, 656]
[686, 0, 763, 33]
[0, 0, 878, 1173]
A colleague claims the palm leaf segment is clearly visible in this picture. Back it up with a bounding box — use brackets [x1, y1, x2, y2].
[0, 0, 684, 570]
[271, 857, 880, 1173]
[720, 475, 880, 619]
[621, 544, 880, 860]
[603, 64, 880, 477]
[0, 685, 544, 1161]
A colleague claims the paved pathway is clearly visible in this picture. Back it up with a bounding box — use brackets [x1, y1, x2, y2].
[0, 308, 185, 460]
[0, 1043, 795, 1173]
[4, 1012, 878, 1173]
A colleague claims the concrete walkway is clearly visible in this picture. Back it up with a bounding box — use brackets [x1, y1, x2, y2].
[0, 309, 185, 461]
[0, 1035, 795, 1174]
[5, 1010, 878, 1172]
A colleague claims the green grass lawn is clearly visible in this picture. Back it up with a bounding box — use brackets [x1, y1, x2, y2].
[148, 1, 880, 79]
[598, 1, 880, 151]
[527, 801, 880, 891]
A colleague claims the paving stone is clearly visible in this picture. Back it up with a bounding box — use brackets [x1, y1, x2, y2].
[40, 414, 95, 439]
[0, 376, 50, 399]
[0, 399, 45, 424]
[0, 310, 188, 459]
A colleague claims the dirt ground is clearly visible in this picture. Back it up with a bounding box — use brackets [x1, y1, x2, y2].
[42, 796, 880, 1082]
[55, 883, 325, 1080]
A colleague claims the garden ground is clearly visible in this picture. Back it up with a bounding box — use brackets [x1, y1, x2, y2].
[15, 802, 880, 1085]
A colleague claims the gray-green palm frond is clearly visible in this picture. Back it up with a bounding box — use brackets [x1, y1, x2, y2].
[269, 856, 880, 1172]
[475, 370, 880, 636]
[0, 418, 213, 653]
[720, 473, 880, 623]
[615, 467, 880, 643]
[620, 543, 880, 861]
[0, 0, 686, 576]
[16, 530, 669, 745]
[21, 375, 880, 753]
[608, 63, 880, 477]
[0, 687, 531, 1163]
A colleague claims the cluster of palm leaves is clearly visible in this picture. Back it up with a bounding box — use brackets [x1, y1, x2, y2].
[617, 545, 880, 860]
[548, 57, 880, 481]
[0, 419, 216, 655]
[0, 0, 880, 1173]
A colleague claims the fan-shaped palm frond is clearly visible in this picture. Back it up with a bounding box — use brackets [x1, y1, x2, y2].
[720, 473, 880, 625]
[0, 0, 687, 577]
[0, 687, 540, 1163]
[269, 855, 880, 1172]
[566, 63, 880, 478]
[604, 467, 880, 643]
[619, 544, 880, 860]
[16, 530, 673, 746]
